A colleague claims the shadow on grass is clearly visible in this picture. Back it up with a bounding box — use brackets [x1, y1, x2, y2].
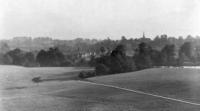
[31, 71, 86, 83]
[5, 86, 27, 90]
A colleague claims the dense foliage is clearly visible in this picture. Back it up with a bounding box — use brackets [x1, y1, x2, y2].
[0, 35, 200, 72]
[36, 47, 65, 67]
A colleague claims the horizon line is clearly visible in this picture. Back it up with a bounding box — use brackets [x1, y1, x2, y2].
[1, 34, 200, 41]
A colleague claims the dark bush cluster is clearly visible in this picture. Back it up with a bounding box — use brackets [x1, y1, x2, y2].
[78, 71, 96, 79]
[32, 77, 42, 83]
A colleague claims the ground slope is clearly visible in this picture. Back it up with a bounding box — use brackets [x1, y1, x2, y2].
[88, 67, 200, 110]
[0, 66, 200, 111]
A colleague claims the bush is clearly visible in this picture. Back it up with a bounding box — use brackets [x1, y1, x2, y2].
[32, 77, 42, 83]
[78, 71, 96, 79]
[95, 64, 110, 75]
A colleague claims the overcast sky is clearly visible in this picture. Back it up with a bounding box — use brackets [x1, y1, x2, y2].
[0, 0, 200, 40]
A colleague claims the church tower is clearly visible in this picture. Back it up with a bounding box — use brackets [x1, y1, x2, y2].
[142, 32, 145, 38]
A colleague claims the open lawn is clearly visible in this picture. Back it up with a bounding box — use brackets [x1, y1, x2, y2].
[0, 65, 92, 89]
[0, 65, 200, 111]
[89, 68, 200, 102]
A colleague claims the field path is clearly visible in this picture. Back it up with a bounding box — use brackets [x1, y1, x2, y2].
[77, 80, 200, 106]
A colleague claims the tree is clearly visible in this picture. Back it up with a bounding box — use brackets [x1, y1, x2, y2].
[179, 42, 193, 60]
[161, 44, 176, 66]
[6, 48, 25, 65]
[36, 47, 65, 66]
[36, 50, 47, 66]
[100, 46, 107, 56]
[110, 44, 133, 73]
[4, 48, 37, 66]
[150, 50, 162, 66]
[23, 52, 37, 67]
[95, 44, 134, 75]
[134, 42, 153, 70]
[111, 44, 126, 57]
[95, 64, 110, 75]
[0, 43, 10, 54]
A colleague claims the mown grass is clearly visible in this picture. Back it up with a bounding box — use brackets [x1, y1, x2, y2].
[1, 66, 200, 111]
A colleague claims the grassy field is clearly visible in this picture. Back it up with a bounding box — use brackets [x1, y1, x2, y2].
[0, 65, 92, 89]
[89, 67, 200, 110]
[0, 65, 200, 111]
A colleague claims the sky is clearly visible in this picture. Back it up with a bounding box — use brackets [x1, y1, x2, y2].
[0, 0, 200, 40]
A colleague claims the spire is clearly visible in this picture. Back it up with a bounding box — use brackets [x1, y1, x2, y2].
[142, 32, 145, 38]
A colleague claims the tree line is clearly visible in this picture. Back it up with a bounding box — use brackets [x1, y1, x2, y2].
[0, 35, 199, 70]
[93, 41, 195, 77]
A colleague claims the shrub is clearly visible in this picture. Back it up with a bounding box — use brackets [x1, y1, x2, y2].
[32, 77, 42, 83]
[78, 71, 96, 79]
[95, 64, 110, 75]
